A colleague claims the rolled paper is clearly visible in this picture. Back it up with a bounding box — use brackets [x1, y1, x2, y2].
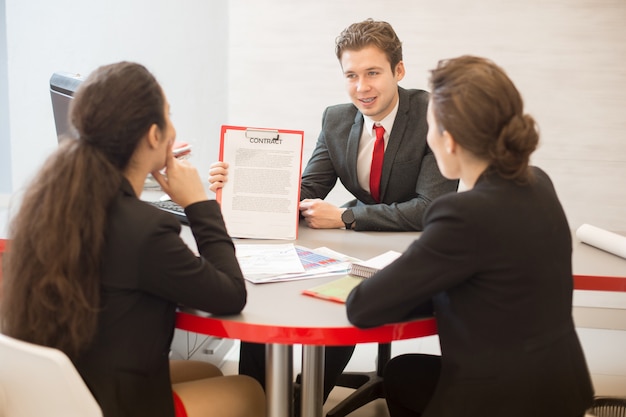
[576, 223, 626, 259]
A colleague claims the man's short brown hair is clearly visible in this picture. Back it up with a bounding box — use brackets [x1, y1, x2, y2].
[335, 18, 403, 72]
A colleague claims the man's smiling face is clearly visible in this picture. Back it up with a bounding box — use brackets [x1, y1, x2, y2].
[340, 45, 405, 122]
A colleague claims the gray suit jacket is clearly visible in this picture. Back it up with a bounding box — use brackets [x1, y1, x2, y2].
[300, 87, 458, 231]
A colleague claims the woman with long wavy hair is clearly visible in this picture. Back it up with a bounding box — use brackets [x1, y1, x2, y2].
[1, 61, 265, 417]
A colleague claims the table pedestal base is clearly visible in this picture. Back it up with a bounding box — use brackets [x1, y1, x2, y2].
[266, 344, 293, 417]
[301, 345, 325, 417]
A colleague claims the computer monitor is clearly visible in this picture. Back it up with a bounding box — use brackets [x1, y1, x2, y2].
[49, 72, 84, 142]
[49, 71, 192, 156]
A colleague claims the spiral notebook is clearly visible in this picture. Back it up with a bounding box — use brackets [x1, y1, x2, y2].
[348, 250, 402, 278]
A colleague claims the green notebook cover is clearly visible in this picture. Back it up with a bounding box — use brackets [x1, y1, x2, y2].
[302, 275, 364, 303]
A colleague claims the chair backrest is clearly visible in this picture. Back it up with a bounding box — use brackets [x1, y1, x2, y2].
[0, 333, 102, 417]
[587, 397, 626, 417]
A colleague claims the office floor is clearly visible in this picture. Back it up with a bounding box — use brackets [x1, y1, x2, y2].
[220, 326, 626, 416]
[219, 340, 405, 416]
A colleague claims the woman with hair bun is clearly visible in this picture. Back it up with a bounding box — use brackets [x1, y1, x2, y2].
[346, 55, 593, 417]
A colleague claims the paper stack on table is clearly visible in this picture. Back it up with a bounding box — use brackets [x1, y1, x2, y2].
[235, 244, 357, 283]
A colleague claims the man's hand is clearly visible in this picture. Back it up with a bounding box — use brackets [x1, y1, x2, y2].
[207, 161, 229, 193]
[299, 199, 345, 229]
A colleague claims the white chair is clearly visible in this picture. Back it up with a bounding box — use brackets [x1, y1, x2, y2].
[0, 333, 102, 417]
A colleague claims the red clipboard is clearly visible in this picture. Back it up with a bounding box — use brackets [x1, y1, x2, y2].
[217, 125, 304, 240]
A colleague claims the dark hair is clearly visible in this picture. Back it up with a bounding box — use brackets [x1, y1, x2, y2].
[429, 55, 539, 183]
[335, 18, 403, 73]
[0, 62, 165, 358]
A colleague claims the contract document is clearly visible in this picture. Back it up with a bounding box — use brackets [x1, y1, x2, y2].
[217, 125, 304, 239]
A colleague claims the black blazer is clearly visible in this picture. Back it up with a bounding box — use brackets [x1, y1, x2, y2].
[74, 179, 246, 417]
[300, 87, 458, 231]
[346, 167, 594, 416]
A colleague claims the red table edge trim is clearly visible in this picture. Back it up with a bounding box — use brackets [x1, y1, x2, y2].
[573, 274, 626, 292]
[2, 239, 623, 343]
[175, 311, 438, 346]
[176, 274, 626, 345]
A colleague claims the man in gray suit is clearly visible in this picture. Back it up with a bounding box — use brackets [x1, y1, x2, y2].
[209, 20, 457, 232]
[298, 86, 455, 231]
[208, 17, 457, 409]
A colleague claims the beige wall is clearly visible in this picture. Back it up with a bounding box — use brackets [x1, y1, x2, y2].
[3, 0, 624, 231]
[1, 0, 228, 200]
[227, 0, 626, 232]
[226, 3, 626, 394]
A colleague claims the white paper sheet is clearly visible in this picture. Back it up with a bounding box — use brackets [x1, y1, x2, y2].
[234, 244, 358, 284]
[235, 243, 305, 282]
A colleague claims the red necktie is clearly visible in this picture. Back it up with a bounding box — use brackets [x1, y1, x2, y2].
[370, 125, 385, 202]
